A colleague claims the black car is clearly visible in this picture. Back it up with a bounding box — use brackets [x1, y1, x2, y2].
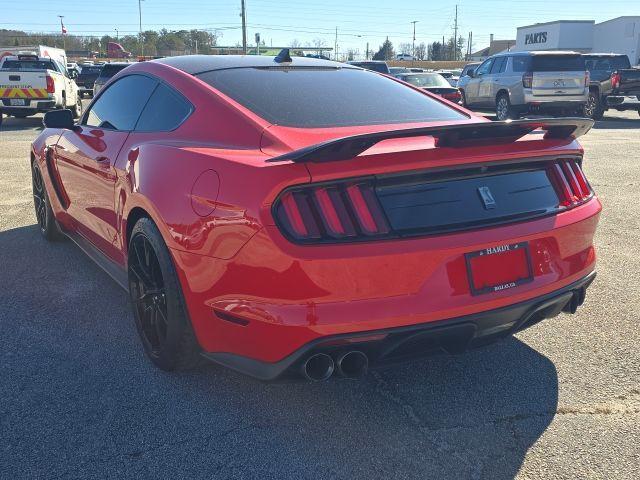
[75, 65, 103, 98]
[92, 63, 132, 96]
[347, 61, 390, 74]
[582, 53, 636, 119]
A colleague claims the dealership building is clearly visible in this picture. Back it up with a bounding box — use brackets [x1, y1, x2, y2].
[515, 17, 640, 64]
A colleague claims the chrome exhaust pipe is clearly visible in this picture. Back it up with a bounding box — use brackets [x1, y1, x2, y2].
[302, 353, 334, 381]
[336, 351, 369, 378]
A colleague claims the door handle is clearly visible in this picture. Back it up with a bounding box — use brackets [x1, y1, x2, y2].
[95, 156, 110, 167]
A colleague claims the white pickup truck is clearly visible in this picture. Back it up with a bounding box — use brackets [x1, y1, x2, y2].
[0, 53, 81, 125]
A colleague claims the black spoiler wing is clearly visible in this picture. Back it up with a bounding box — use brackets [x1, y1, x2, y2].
[266, 117, 594, 163]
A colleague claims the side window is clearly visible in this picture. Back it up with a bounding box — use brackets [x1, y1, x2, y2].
[84, 75, 157, 130]
[490, 57, 506, 74]
[476, 59, 494, 76]
[512, 56, 530, 73]
[135, 82, 193, 132]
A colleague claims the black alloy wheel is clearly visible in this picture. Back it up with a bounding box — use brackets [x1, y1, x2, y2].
[32, 165, 47, 233]
[127, 218, 200, 370]
[129, 233, 169, 358]
[32, 160, 63, 241]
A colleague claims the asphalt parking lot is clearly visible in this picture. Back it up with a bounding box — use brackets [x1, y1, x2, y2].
[1, 104, 639, 479]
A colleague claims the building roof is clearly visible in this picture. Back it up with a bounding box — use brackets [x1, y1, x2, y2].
[152, 54, 347, 75]
[517, 20, 595, 30]
[596, 16, 640, 26]
[470, 40, 516, 58]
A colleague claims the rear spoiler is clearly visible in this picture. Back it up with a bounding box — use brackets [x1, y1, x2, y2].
[266, 117, 594, 163]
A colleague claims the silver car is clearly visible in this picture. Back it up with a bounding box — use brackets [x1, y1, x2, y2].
[457, 51, 589, 120]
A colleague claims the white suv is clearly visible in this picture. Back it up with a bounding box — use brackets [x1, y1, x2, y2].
[457, 51, 589, 120]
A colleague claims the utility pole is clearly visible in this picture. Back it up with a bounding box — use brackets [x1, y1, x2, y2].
[334, 27, 338, 61]
[115, 28, 119, 41]
[453, 4, 458, 61]
[241, 0, 247, 54]
[411, 20, 418, 65]
[138, 0, 144, 58]
[366, 41, 369, 60]
[58, 15, 65, 50]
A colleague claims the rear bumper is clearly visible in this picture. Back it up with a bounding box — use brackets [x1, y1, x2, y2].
[202, 271, 596, 380]
[606, 95, 640, 109]
[1, 100, 56, 114]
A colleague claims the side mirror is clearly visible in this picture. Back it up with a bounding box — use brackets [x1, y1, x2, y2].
[69, 69, 78, 79]
[43, 109, 75, 129]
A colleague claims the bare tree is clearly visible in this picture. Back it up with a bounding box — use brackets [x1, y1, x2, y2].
[398, 42, 412, 55]
[415, 42, 426, 61]
[290, 38, 302, 48]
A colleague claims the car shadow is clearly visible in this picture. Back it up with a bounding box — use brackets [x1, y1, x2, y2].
[0, 223, 559, 479]
[592, 115, 640, 129]
[0, 114, 43, 132]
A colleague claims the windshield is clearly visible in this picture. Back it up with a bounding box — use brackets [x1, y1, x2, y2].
[197, 67, 466, 128]
[1, 60, 56, 71]
[349, 62, 389, 73]
[400, 74, 451, 88]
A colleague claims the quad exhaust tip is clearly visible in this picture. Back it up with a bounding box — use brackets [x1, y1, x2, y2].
[302, 353, 335, 381]
[336, 350, 369, 379]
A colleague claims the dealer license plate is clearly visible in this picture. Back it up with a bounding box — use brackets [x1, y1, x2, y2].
[465, 242, 534, 296]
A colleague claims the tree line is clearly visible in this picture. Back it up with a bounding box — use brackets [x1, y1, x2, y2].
[0, 28, 218, 57]
[372, 36, 468, 61]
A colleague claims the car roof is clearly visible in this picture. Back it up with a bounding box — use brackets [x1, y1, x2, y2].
[583, 53, 627, 57]
[154, 54, 350, 75]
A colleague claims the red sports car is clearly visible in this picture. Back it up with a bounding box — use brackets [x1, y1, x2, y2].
[31, 52, 600, 381]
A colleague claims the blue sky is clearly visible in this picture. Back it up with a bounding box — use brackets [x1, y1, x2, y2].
[1, 0, 636, 54]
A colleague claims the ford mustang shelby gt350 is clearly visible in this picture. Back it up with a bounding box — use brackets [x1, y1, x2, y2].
[31, 52, 600, 380]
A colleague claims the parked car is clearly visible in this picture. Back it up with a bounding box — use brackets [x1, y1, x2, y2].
[396, 53, 414, 61]
[75, 64, 102, 98]
[582, 53, 640, 118]
[436, 70, 460, 86]
[457, 51, 589, 120]
[32, 54, 600, 381]
[347, 60, 390, 74]
[92, 62, 131, 96]
[389, 67, 410, 75]
[393, 72, 461, 102]
[607, 66, 640, 115]
[461, 62, 480, 78]
[0, 53, 81, 121]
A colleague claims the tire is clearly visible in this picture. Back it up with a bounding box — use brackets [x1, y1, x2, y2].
[71, 94, 83, 119]
[32, 159, 64, 242]
[128, 218, 201, 371]
[496, 93, 517, 121]
[460, 89, 468, 108]
[585, 91, 604, 120]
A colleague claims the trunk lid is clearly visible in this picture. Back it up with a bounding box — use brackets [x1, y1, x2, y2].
[532, 71, 585, 96]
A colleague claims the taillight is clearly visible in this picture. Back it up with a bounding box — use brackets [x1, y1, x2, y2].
[522, 72, 533, 89]
[548, 160, 593, 208]
[442, 90, 461, 102]
[273, 180, 390, 243]
[45, 75, 55, 93]
[611, 72, 621, 90]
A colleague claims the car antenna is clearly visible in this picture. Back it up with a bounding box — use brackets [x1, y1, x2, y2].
[274, 48, 292, 63]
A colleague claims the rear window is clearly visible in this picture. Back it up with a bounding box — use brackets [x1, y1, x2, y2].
[80, 66, 102, 74]
[400, 73, 450, 88]
[197, 67, 467, 128]
[1, 60, 55, 71]
[531, 55, 585, 72]
[100, 64, 129, 77]
[584, 56, 631, 71]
